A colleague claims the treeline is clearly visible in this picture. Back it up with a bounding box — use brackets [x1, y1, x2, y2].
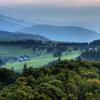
[0, 39, 89, 50]
[1, 39, 100, 47]
[89, 40, 100, 47]
[1, 39, 100, 58]
[0, 40, 88, 46]
[0, 40, 44, 46]
[80, 50, 100, 61]
[0, 60, 100, 99]
[0, 40, 88, 55]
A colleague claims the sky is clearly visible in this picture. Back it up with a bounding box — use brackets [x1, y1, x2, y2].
[0, 0, 100, 7]
[0, 0, 100, 32]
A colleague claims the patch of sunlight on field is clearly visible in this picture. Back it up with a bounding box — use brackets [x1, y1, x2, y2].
[62, 50, 81, 60]
[3, 51, 81, 73]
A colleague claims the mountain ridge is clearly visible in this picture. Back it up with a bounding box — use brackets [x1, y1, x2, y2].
[21, 24, 100, 42]
[0, 15, 33, 32]
[0, 31, 49, 41]
[0, 15, 100, 42]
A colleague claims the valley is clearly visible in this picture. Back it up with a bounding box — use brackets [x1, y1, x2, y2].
[0, 15, 100, 73]
[0, 1, 100, 99]
[0, 42, 82, 72]
[3, 50, 81, 72]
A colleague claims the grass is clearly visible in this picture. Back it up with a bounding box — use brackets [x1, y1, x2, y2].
[3, 50, 82, 72]
[0, 45, 33, 57]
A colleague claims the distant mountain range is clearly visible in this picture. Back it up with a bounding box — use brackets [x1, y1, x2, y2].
[21, 25, 100, 42]
[0, 31, 49, 41]
[0, 15, 33, 32]
[0, 15, 100, 42]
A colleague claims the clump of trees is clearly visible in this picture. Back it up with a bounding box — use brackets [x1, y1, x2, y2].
[0, 60, 100, 99]
[80, 50, 100, 61]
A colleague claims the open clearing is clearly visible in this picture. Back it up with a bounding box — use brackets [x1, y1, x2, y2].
[2, 51, 81, 72]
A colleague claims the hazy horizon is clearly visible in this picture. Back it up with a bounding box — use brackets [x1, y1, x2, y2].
[0, 0, 100, 32]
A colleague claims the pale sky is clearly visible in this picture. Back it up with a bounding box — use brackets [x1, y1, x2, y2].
[0, 0, 100, 7]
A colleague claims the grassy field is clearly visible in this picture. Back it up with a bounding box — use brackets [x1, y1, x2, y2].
[0, 45, 33, 57]
[2, 51, 81, 72]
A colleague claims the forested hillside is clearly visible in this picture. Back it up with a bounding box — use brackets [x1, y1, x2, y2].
[0, 60, 100, 100]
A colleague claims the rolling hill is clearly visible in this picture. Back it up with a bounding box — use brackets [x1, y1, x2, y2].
[0, 15, 100, 42]
[0, 15, 32, 32]
[21, 25, 100, 42]
[0, 31, 49, 41]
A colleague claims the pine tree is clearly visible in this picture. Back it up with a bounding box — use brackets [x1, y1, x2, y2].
[58, 56, 61, 62]
[23, 63, 27, 74]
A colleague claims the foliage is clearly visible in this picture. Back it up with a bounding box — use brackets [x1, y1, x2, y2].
[0, 60, 100, 99]
[80, 49, 100, 61]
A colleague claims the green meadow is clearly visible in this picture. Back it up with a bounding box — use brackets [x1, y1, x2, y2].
[0, 45, 33, 57]
[2, 50, 81, 72]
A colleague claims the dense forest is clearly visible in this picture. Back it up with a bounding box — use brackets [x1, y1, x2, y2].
[0, 60, 100, 100]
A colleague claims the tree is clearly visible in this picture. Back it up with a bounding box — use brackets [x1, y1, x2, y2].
[23, 63, 28, 74]
[0, 68, 16, 85]
[58, 56, 61, 62]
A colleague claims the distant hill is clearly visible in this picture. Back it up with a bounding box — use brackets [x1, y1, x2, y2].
[0, 15, 32, 32]
[1, 15, 100, 42]
[21, 25, 100, 42]
[0, 31, 49, 41]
